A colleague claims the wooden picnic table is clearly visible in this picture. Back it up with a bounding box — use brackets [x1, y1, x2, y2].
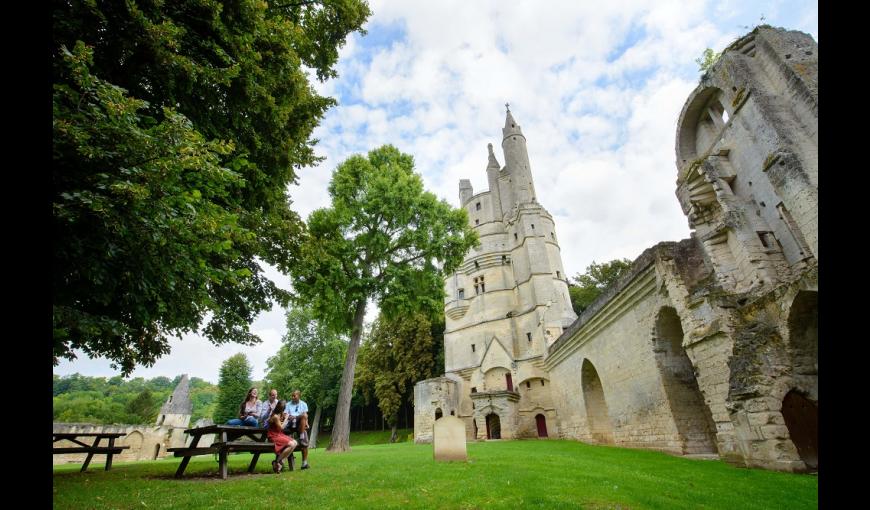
[167, 424, 277, 479]
[53, 432, 130, 472]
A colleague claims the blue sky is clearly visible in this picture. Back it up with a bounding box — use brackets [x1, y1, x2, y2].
[55, 0, 818, 384]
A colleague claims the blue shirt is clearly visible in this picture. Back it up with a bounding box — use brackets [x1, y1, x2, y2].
[287, 400, 308, 418]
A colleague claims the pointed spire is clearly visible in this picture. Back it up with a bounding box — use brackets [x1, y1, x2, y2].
[159, 374, 192, 416]
[487, 143, 500, 169]
[502, 103, 523, 139]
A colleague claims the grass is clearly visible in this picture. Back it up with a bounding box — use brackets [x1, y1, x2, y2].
[53, 439, 817, 510]
[318, 428, 414, 445]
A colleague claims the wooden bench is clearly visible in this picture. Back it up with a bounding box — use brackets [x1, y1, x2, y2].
[53, 432, 130, 472]
[168, 425, 280, 479]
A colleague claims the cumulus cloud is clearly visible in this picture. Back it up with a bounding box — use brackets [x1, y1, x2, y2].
[55, 0, 818, 383]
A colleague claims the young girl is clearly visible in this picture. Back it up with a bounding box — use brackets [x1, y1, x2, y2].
[267, 400, 297, 473]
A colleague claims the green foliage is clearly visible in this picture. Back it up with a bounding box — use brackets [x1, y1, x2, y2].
[568, 258, 633, 315]
[53, 373, 220, 425]
[291, 144, 479, 333]
[214, 353, 254, 424]
[52, 0, 371, 375]
[125, 389, 158, 423]
[289, 144, 478, 449]
[263, 306, 347, 415]
[695, 48, 721, 73]
[188, 378, 220, 424]
[356, 312, 436, 435]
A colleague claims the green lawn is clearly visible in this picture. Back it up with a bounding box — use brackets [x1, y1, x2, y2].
[53, 439, 817, 509]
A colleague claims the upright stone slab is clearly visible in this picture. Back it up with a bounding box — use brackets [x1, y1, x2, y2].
[433, 416, 467, 462]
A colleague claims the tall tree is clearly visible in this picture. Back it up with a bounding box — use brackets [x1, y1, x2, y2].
[290, 145, 478, 452]
[214, 353, 254, 424]
[356, 312, 435, 442]
[125, 389, 158, 423]
[568, 258, 633, 315]
[263, 306, 347, 448]
[52, 0, 370, 375]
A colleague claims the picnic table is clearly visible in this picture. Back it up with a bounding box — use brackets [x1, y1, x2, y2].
[53, 432, 130, 472]
[167, 424, 278, 479]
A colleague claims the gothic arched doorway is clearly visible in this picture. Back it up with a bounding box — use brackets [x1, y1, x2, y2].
[782, 390, 818, 471]
[535, 414, 548, 438]
[485, 413, 501, 439]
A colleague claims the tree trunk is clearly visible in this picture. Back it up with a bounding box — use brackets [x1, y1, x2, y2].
[327, 299, 366, 452]
[390, 423, 398, 443]
[309, 405, 323, 449]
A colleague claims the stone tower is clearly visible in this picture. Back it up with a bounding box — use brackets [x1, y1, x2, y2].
[156, 374, 192, 429]
[415, 107, 577, 443]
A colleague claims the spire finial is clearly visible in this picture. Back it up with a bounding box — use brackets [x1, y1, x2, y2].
[505, 102, 510, 112]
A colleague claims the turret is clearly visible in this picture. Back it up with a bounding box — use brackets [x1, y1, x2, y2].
[501, 105, 537, 205]
[486, 143, 503, 218]
[459, 179, 473, 206]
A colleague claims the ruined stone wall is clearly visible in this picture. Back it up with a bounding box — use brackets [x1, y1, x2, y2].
[53, 423, 189, 464]
[414, 377, 461, 444]
[546, 252, 688, 453]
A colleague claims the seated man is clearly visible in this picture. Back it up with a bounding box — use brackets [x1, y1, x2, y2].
[260, 389, 281, 428]
[283, 389, 311, 470]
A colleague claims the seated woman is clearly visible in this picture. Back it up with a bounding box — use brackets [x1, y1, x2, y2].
[267, 400, 297, 473]
[226, 387, 262, 427]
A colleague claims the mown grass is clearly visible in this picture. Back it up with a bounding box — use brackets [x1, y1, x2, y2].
[53, 439, 817, 509]
[318, 428, 414, 445]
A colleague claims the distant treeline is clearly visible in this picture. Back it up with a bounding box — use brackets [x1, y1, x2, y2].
[53, 373, 218, 425]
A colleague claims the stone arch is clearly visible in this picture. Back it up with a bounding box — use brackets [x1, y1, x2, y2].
[676, 86, 730, 168]
[781, 389, 818, 471]
[124, 430, 144, 455]
[485, 413, 501, 439]
[654, 307, 717, 454]
[435, 408, 443, 420]
[483, 366, 512, 391]
[581, 359, 613, 444]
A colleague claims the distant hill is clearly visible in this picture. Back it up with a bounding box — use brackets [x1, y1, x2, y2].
[53, 373, 219, 425]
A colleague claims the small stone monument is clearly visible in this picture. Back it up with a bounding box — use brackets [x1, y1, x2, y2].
[433, 415, 467, 462]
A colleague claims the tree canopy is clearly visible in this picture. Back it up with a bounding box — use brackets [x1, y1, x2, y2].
[263, 306, 347, 446]
[290, 144, 478, 451]
[52, 0, 371, 375]
[356, 312, 436, 442]
[214, 353, 254, 424]
[568, 258, 633, 315]
[53, 373, 218, 425]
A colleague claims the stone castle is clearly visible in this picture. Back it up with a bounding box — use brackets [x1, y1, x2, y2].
[414, 26, 817, 473]
[53, 374, 210, 464]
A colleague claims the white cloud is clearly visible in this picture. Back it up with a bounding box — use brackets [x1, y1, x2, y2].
[55, 0, 817, 382]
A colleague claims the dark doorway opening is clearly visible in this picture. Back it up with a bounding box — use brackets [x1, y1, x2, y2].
[435, 408, 443, 420]
[781, 390, 818, 471]
[505, 373, 513, 392]
[535, 414, 548, 438]
[486, 413, 501, 439]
